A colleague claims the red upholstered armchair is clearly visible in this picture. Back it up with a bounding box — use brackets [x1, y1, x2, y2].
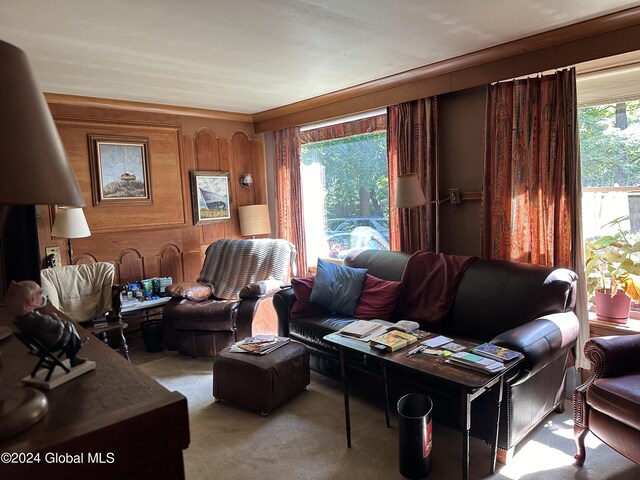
[573, 334, 640, 466]
[162, 239, 296, 357]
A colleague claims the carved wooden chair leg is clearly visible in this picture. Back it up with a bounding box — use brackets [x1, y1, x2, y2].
[573, 424, 588, 466]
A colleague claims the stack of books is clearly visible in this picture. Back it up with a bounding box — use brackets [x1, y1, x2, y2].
[338, 320, 386, 339]
[230, 335, 290, 355]
[446, 352, 506, 374]
[369, 330, 417, 352]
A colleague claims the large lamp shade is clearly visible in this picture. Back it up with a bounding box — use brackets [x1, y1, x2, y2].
[395, 173, 426, 208]
[0, 39, 84, 206]
[238, 204, 271, 237]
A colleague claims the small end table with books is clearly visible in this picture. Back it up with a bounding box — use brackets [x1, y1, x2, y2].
[324, 320, 523, 480]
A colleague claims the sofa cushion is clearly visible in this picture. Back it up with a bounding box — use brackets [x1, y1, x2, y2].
[354, 274, 402, 320]
[291, 276, 328, 318]
[587, 373, 640, 431]
[310, 259, 367, 315]
[289, 313, 355, 349]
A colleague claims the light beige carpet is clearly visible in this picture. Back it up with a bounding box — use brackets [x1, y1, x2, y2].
[138, 353, 640, 480]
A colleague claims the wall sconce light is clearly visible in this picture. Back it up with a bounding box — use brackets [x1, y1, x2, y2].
[239, 173, 253, 189]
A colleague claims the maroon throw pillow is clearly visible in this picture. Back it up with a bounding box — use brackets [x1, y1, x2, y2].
[354, 274, 402, 320]
[290, 276, 328, 318]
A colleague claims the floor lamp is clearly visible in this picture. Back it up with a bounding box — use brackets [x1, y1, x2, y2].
[395, 173, 427, 251]
[51, 207, 91, 265]
[0, 39, 85, 441]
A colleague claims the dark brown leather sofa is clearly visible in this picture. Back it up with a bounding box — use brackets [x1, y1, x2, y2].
[273, 249, 579, 459]
[573, 334, 640, 466]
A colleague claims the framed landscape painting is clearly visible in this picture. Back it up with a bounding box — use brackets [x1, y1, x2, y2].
[190, 171, 231, 225]
[88, 135, 152, 206]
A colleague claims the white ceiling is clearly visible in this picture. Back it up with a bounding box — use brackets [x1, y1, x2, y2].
[1, 0, 639, 114]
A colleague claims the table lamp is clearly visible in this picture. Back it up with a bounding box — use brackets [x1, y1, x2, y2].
[238, 204, 271, 238]
[0, 39, 84, 440]
[51, 207, 91, 264]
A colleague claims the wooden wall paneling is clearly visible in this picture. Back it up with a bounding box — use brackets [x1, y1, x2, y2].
[117, 249, 145, 284]
[39, 100, 267, 290]
[74, 253, 98, 265]
[195, 129, 227, 245]
[55, 120, 185, 233]
[232, 132, 256, 208]
[142, 256, 161, 280]
[182, 251, 204, 282]
[158, 244, 184, 283]
[194, 128, 219, 170]
[220, 138, 241, 239]
[251, 139, 267, 205]
[46, 93, 252, 123]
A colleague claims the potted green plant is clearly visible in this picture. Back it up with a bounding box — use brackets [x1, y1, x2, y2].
[584, 215, 640, 324]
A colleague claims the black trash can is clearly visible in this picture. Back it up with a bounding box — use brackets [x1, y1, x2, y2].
[397, 393, 433, 479]
[141, 320, 164, 353]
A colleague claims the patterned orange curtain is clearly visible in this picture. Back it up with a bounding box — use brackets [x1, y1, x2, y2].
[387, 98, 438, 253]
[482, 68, 578, 268]
[274, 127, 307, 276]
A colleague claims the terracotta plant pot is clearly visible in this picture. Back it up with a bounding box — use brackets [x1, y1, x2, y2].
[595, 289, 630, 324]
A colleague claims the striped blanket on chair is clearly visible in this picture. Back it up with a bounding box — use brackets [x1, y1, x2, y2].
[197, 239, 296, 300]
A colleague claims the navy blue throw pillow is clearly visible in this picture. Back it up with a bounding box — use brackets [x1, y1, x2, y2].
[309, 258, 368, 315]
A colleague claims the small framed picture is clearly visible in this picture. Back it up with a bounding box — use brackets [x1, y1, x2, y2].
[190, 171, 231, 225]
[88, 135, 152, 206]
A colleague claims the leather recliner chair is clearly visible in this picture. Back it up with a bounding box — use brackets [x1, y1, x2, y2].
[573, 334, 640, 466]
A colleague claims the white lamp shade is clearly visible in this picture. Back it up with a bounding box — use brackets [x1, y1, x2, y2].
[238, 204, 271, 237]
[395, 173, 426, 208]
[51, 207, 91, 239]
[0, 40, 84, 206]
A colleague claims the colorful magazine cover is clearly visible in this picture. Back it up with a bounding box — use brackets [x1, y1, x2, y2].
[472, 343, 520, 361]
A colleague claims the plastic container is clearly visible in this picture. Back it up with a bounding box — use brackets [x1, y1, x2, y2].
[397, 393, 433, 479]
[141, 320, 164, 353]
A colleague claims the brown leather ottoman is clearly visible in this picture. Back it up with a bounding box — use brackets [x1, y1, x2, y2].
[212, 341, 310, 415]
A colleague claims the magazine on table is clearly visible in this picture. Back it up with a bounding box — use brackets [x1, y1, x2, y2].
[230, 336, 290, 355]
[471, 343, 520, 362]
[445, 351, 505, 375]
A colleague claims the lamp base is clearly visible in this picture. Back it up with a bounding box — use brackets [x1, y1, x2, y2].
[0, 386, 48, 440]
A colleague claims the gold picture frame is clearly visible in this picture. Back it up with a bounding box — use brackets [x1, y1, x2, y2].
[88, 135, 152, 206]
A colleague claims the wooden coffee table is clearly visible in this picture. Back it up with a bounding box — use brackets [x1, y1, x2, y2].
[324, 323, 523, 480]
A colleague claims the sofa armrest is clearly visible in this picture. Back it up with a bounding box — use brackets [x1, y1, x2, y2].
[235, 297, 261, 340]
[492, 311, 579, 382]
[583, 334, 640, 379]
[572, 334, 640, 427]
[273, 287, 295, 337]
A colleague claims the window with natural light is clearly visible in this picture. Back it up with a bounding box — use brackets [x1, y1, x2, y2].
[300, 129, 388, 266]
[580, 99, 640, 306]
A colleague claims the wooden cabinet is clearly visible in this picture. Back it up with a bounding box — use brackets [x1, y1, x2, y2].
[0, 308, 189, 479]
